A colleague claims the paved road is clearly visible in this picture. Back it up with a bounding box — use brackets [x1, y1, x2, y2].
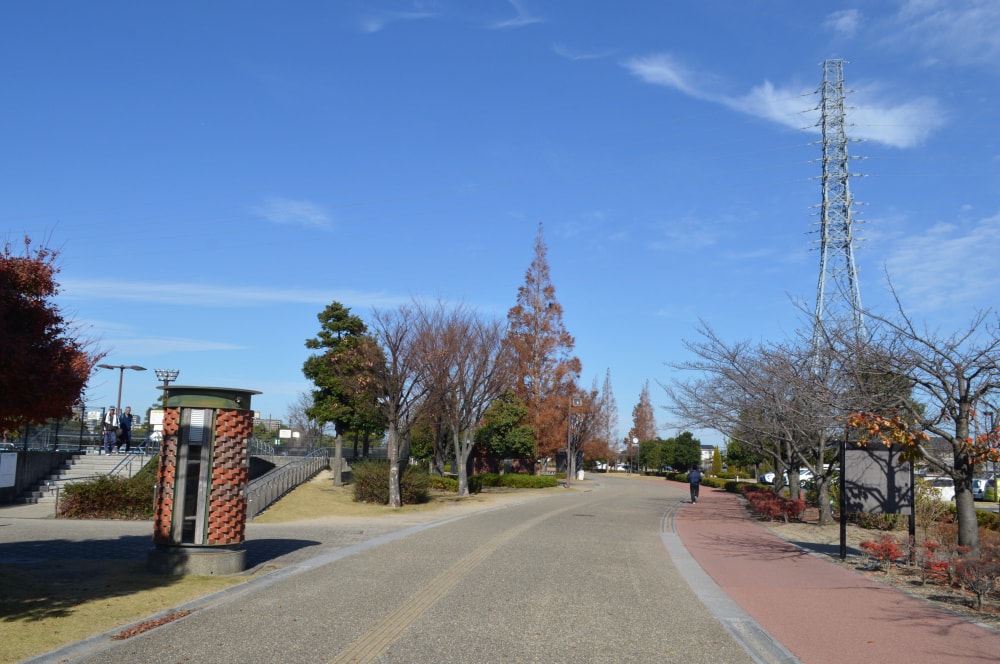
[11, 477, 779, 664]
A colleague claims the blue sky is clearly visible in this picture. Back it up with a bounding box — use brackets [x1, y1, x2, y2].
[3, 1, 998, 447]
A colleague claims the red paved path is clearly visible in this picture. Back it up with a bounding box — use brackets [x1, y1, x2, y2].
[675, 484, 1000, 663]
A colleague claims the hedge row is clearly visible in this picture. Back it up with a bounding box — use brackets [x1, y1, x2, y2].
[430, 473, 558, 492]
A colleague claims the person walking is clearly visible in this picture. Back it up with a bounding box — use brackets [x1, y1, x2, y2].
[102, 406, 119, 455]
[688, 465, 703, 504]
[118, 406, 134, 453]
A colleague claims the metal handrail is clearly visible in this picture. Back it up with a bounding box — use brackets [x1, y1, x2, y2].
[109, 453, 154, 478]
[245, 448, 329, 520]
[247, 437, 275, 457]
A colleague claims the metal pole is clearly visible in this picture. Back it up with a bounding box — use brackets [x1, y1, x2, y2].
[565, 394, 572, 488]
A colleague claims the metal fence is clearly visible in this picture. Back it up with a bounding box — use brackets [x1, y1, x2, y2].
[245, 448, 330, 520]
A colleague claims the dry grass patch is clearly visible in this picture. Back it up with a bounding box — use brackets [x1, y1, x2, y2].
[0, 559, 243, 663]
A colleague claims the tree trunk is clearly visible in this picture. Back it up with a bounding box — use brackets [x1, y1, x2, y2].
[333, 434, 344, 486]
[387, 425, 401, 508]
[454, 426, 469, 497]
[816, 476, 834, 525]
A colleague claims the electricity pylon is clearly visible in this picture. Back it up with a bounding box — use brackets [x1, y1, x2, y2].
[811, 59, 865, 361]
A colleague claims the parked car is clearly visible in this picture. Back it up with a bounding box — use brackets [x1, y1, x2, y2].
[0, 442, 15, 452]
[928, 477, 956, 501]
[758, 469, 813, 486]
[972, 478, 987, 500]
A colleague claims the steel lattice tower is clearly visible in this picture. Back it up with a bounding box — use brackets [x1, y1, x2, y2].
[811, 59, 865, 357]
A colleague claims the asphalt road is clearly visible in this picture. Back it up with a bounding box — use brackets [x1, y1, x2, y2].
[57, 477, 766, 664]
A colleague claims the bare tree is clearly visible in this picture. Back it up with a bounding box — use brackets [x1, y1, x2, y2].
[367, 304, 433, 508]
[435, 307, 511, 496]
[665, 322, 848, 522]
[286, 391, 325, 446]
[568, 383, 602, 480]
[853, 306, 1000, 550]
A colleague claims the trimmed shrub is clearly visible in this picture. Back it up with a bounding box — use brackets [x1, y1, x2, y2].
[742, 488, 806, 522]
[475, 473, 557, 489]
[58, 458, 158, 520]
[430, 475, 459, 492]
[351, 461, 430, 505]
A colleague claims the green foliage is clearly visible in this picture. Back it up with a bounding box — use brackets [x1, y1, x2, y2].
[303, 301, 386, 440]
[672, 431, 702, 470]
[723, 438, 764, 470]
[351, 461, 430, 505]
[976, 509, 1000, 531]
[475, 392, 536, 459]
[477, 473, 558, 489]
[58, 457, 159, 519]
[430, 475, 459, 492]
[711, 446, 723, 475]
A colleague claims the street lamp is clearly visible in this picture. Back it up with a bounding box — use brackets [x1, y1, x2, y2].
[154, 369, 180, 406]
[632, 437, 638, 475]
[566, 393, 582, 488]
[97, 364, 147, 414]
[987, 411, 997, 509]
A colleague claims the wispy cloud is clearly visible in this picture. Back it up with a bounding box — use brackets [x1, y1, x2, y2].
[883, 210, 1000, 312]
[622, 53, 946, 148]
[490, 0, 543, 29]
[58, 278, 412, 309]
[647, 214, 725, 252]
[886, 0, 1000, 67]
[359, 9, 437, 34]
[551, 43, 614, 61]
[252, 197, 332, 230]
[824, 9, 863, 37]
[105, 336, 247, 356]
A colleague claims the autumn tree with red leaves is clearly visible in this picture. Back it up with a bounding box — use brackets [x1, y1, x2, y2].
[0, 237, 103, 434]
[504, 225, 581, 464]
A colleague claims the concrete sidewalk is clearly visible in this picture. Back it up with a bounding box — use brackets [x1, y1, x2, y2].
[674, 484, 1000, 664]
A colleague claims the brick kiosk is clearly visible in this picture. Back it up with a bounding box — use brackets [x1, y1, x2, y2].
[147, 386, 261, 575]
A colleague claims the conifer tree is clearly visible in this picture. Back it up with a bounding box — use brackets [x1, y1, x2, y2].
[505, 224, 581, 461]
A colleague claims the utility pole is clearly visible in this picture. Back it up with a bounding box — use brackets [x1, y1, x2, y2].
[811, 58, 865, 360]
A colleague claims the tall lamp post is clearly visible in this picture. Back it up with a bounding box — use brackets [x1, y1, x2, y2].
[97, 364, 148, 414]
[632, 437, 638, 475]
[154, 369, 180, 407]
[566, 393, 582, 487]
[987, 411, 997, 510]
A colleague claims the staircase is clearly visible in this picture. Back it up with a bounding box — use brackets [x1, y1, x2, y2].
[18, 452, 153, 505]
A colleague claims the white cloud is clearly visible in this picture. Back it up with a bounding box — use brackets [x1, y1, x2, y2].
[359, 9, 436, 34]
[883, 211, 1000, 312]
[58, 278, 411, 309]
[105, 336, 247, 355]
[887, 0, 1000, 67]
[648, 215, 723, 252]
[252, 197, 331, 230]
[490, 0, 543, 29]
[552, 43, 614, 61]
[623, 53, 946, 148]
[824, 9, 863, 37]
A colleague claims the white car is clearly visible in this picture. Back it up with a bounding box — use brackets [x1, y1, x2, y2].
[972, 478, 987, 500]
[928, 477, 956, 501]
[759, 469, 814, 486]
